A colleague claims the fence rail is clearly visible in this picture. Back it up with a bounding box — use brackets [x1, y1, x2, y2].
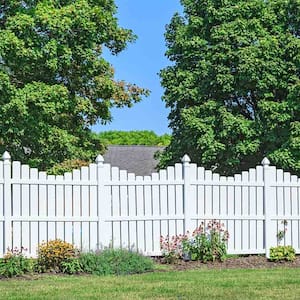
[0, 151, 300, 258]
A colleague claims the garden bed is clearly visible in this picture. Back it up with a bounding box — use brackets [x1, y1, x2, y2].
[155, 255, 300, 271]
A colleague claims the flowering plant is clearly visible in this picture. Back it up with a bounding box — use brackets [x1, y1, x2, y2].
[160, 234, 188, 263]
[0, 246, 32, 277]
[186, 220, 229, 262]
[160, 220, 229, 263]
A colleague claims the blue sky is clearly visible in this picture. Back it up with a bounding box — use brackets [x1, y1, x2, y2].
[93, 0, 182, 135]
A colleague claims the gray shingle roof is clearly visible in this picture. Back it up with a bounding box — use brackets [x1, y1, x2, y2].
[103, 145, 164, 176]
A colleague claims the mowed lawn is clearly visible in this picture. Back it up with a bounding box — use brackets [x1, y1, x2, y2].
[1, 268, 300, 300]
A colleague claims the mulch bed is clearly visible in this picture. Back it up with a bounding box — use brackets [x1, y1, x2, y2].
[155, 255, 300, 271]
[1, 256, 300, 280]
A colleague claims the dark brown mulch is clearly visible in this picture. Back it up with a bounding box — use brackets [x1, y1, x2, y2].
[154, 255, 300, 271]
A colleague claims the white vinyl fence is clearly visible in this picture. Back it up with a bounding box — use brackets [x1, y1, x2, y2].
[0, 151, 300, 258]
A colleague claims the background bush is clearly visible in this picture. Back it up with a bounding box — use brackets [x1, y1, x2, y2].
[79, 249, 154, 275]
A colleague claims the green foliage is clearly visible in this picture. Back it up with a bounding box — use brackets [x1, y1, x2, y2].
[160, 0, 300, 175]
[95, 130, 171, 146]
[160, 220, 229, 263]
[47, 159, 90, 175]
[79, 249, 154, 275]
[60, 258, 83, 275]
[269, 246, 296, 262]
[0, 0, 149, 171]
[0, 247, 32, 278]
[36, 239, 79, 272]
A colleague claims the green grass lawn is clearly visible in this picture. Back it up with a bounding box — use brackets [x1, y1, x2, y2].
[0, 267, 299, 300]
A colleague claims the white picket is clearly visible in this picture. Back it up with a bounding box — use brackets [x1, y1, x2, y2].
[56, 175, 64, 242]
[30, 168, 39, 256]
[89, 164, 98, 251]
[38, 171, 47, 245]
[197, 167, 205, 224]
[12, 162, 21, 251]
[167, 167, 176, 242]
[227, 176, 235, 252]
[151, 172, 160, 253]
[128, 173, 137, 251]
[242, 171, 249, 250]
[0, 161, 3, 254]
[120, 170, 129, 248]
[144, 175, 152, 253]
[174, 164, 183, 236]
[111, 167, 121, 248]
[64, 172, 73, 245]
[81, 167, 90, 251]
[72, 169, 81, 249]
[234, 174, 242, 251]
[21, 165, 30, 251]
[256, 166, 264, 252]
[159, 169, 168, 239]
[249, 168, 257, 250]
[136, 175, 145, 252]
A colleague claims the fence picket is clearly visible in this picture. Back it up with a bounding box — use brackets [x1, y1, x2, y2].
[0, 161, 3, 254]
[30, 168, 39, 256]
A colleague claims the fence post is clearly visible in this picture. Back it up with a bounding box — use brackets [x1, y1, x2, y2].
[3, 151, 12, 253]
[262, 157, 276, 258]
[182, 154, 192, 233]
[96, 154, 110, 249]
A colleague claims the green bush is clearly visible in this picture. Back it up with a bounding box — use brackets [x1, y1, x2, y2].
[79, 249, 154, 275]
[0, 247, 32, 278]
[36, 239, 80, 272]
[269, 246, 296, 262]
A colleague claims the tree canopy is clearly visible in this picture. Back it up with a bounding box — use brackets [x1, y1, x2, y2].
[0, 0, 149, 170]
[95, 130, 171, 146]
[159, 0, 300, 175]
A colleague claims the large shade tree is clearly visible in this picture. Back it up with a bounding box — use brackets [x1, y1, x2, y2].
[0, 0, 148, 170]
[159, 0, 300, 175]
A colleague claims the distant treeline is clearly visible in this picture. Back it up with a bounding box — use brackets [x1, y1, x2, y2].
[94, 130, 171, 146]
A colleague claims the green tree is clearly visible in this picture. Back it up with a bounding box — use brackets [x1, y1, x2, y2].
[95, 130, 171, 146]
[159, 0, 300, 175]
[0, 0, 149, 171]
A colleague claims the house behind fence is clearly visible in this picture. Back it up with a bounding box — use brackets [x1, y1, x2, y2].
[0, 151, 300, 258]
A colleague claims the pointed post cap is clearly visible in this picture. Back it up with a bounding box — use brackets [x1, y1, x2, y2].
[95, 154, 104, 164]
[181, 154, 191, 164]
[261, 157, 270, 166]
[2, 151, 11, 161]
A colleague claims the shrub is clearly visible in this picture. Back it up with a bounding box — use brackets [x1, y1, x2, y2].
[160, 220, 229, 263]
[269, 245, 296, 262]
[36, 239, 79, 272]
[79, 249, 154, 275]
[0, 247, 32, 278]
